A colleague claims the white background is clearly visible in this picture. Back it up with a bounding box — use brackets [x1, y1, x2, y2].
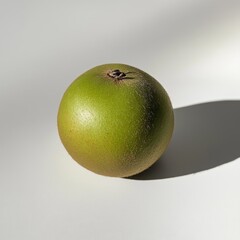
[1, 0, 240, 239]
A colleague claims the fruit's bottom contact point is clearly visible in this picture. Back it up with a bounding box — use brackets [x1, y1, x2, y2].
[57, 63, 174, 177]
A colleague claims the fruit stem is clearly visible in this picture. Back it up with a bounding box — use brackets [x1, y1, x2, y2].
[107, 69, 127, 80]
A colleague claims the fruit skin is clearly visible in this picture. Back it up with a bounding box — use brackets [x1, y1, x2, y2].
[57, 63, 174, 177]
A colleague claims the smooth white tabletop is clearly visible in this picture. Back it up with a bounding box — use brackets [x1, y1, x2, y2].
[1, 1, 240, 239]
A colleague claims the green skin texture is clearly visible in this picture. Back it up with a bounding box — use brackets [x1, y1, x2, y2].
[57, 64, 174, 177]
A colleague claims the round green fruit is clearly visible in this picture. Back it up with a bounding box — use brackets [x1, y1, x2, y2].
[57, 63, 174, 177]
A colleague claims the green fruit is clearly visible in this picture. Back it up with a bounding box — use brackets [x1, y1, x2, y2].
[57, 63, 174, 177]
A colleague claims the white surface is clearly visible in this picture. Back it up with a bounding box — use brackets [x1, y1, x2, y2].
[1, 1, 240, 239]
